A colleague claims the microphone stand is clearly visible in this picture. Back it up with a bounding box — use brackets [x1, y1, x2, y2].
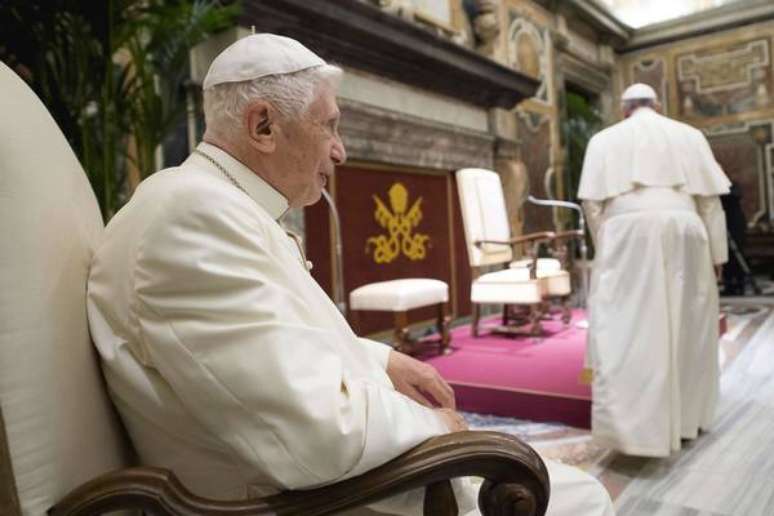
[322, 189, 347, 314]
[527, 195, 589, 328]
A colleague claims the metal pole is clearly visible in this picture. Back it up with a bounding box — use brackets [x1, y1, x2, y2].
[527, 196, 590, 317]
[322, 189, 347, 314]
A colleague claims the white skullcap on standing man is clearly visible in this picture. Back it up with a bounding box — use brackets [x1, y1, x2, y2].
[621, 82, 658, 101]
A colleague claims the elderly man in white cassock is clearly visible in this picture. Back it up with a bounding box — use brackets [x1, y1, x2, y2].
[87, 33, 614, 515]
[578, 83, 730, 458]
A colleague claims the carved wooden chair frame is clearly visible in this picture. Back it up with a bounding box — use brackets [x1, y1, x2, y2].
[1, 401, 549, 516]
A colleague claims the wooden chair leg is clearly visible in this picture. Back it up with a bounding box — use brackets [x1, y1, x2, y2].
[540, 300, 551, 320]
[529, 304, 543, 336]
[561, 296, 572, 325]
[437, 302, 451, 355]
[501, 304, 509, 326]
[394, 311, 413, 354]
[472, 304, 480, 337]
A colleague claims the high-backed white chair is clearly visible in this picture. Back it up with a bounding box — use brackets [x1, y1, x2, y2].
[0, 61, 131, 516]
[456, 168, 565, 336]
[0, 62, 549, 516]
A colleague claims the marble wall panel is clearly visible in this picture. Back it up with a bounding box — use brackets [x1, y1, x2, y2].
[515, 110, 554, 233]
[676, 37, 772, 119]
[618, 21, 774, 238]
[709, 131, 763, 224]
[630, 57, 669, 113]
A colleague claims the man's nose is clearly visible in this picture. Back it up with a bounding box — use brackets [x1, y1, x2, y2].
[331, 136, 347, 165]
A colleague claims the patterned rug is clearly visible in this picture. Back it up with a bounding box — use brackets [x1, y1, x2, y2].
[462, 299, 774, 504]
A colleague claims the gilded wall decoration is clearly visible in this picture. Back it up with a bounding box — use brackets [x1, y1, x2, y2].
[630, 58, 669, 113]
[676, 38, 772, 118]
[507, 13, 549, 104]
[306, 167, 458, 335]
[366, 182, 430, 264]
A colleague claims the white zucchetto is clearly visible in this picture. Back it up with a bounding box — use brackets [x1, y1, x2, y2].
[621, 83, 658, 101]
[203, 33, 326, 90]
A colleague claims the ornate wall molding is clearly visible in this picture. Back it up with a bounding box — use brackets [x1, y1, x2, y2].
[241, 0, 538, 108]
[558, 52, 611, 96]
[470, 0, 501, 52]
[675, 38, 771, 119]
[507, 11, 550, 104]
[678, 39, 769, 94]
[339, 99, 495, 171]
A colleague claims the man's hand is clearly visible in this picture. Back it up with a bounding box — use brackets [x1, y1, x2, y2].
[435, 408, 468, 433]
[386, 350, 456, 409]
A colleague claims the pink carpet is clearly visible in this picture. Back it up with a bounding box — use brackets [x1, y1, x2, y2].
[423, 309, 591, 428]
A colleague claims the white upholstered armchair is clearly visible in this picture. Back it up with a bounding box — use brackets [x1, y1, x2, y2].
[0, 62, 550, 516]
[456, 168, 571, 336]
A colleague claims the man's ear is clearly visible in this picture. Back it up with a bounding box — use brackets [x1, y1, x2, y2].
[245, 100, 276, 153]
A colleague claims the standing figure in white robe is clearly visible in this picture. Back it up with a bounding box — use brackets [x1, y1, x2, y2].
[87, 33, 614, 515]
[578, 83, 730, 457]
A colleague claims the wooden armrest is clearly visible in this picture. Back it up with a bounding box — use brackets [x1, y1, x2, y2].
[552, 230, 584, 241]
[511, 231, 556, 245]
[475, 231, 556, 249]
[49, 431, 549, 516]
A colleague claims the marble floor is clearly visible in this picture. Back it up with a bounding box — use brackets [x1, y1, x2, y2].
[465, 298, 774, 515]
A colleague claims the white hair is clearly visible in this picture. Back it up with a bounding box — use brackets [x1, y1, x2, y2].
[203, 64, 342, 138]
[622, 98, 657, 112]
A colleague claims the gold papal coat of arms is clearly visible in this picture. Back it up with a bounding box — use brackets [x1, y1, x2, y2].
[366, 182, 430, 264]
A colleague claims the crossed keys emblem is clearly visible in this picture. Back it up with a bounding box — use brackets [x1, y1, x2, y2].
[366, 182, 430, 264]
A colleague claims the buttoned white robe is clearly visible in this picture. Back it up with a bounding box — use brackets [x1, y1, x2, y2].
[88, 143, 613, 515]
[579, 108, 730, 457]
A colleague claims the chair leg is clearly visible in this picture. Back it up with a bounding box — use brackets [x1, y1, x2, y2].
[540, 300, 551, 320]
[561, 296, 572, 325]
[529, 304, 543, 336]
[501, 304, 509, 326]
[472, 304, 480, 337]
[437, 302, 451, 354]
[394, 311, 413, 354]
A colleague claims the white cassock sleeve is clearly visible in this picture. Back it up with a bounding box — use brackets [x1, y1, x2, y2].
[131, 203, 449, 492]
[695, 195, 728, 265]
[582, 200, 604, 248]
[358, 337, 393, 370]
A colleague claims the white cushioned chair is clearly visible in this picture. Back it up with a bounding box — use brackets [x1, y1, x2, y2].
[456, 168, 569, 336]
[0, 62, 550, 516]
[349, 279, 451, 355]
